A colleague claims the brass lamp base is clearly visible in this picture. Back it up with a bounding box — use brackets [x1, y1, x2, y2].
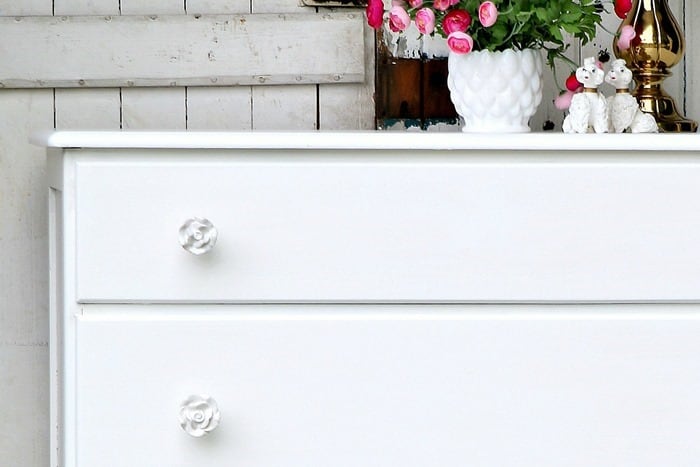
[636, 88, 698, 133]
[613, 0, 698, 133]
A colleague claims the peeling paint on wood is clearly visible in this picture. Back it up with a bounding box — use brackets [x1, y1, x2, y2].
[0, 13, 366, 88]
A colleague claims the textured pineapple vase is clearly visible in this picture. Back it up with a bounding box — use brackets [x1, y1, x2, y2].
[447, 49, 543, 133]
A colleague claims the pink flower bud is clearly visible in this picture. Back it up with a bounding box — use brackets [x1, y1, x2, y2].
[478, 1, 498, 27]
[447, 31, 474, 55]
[365, 0, 384, 30]
[442, 9, 472, 35]
[415, 8, 436, 35]
[408, 0, 423, 7]
[555, 90, 575, 110]
[614, 0, 633, 19]
[433, 0, 451, 12]
[388, 6, 411, 32]
[617, 25, 636, 51]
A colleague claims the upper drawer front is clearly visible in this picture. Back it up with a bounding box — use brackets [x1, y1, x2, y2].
[74, 153, 700, 302]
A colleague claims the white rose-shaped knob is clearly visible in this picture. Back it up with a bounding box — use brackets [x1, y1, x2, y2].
[179, 218, 218, 255]
[178, 395, 220, 437]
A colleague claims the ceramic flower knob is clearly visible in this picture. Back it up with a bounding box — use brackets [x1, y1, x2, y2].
[178, 395, 220, 437]
[179, 217, 218, 255]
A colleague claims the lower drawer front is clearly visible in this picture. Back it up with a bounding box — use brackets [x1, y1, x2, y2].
[74, 156, 700, 302]
[75, 306, 700, 467]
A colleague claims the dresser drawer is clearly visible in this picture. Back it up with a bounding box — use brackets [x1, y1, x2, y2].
[73, 152, 700, 302]
[74, 305, 700, 467]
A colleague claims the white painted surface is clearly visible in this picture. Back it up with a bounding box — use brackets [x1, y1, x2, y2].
[34, 130, 700, 151]
[186, 0, 250, 14]
[186, 87, 253, 130]
[52, 0, 123, 137]
[0, 90, 53, 467]
[75, 305, 700, 467]
[1, 3, 373, 464]
[0, 14, 366, 88]
[48, 134, 700, 466]
[251, 86, 318, 130]
[118, 0, 188, 132]
[2, 2, 700, 466]
[184, 0, 254, 131]
[68, 144, 700, 302]
[54, 89, 121, 130]
[121, 88, 187, 130]
[53, 0, 119, 15]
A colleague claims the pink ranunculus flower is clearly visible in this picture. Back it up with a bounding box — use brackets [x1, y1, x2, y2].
[449, 0, 460, 5]
[614, 0, 633, 19]
[415, 8, 436, 35]
[388, 6, 411, 32]
[433, 0, 452, 12]
[365, 0, 384, 30]
[442, 9, 472, 35]
[555, 90, 574, 110]
[447, 31, 474, 55]
[617, 25, 636, 50]
[408, 0, 423, 7]
[478, 1, 498, 27]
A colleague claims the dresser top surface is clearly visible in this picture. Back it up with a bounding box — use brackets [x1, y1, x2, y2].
[33, 130, 700, 152]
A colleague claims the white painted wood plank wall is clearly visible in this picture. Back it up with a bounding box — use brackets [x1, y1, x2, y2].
[0, 0, 53, 464]
[0, 1, 697, 466]
[0, 2, 372, 466]
[187, 0, 252, 130]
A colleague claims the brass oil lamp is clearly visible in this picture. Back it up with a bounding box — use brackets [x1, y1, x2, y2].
[613, 0, 697, 132]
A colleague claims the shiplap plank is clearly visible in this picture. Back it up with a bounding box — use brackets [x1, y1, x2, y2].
[53, 0, 119, 15]
[0, 346, 49, 467]
[187, 87, 252, 130]
[121, 0, 184, 14]
[0, 14, 365, 88]
[186, 0, 250, 14]
[121, 88, 187, 129]
[0, 89, 54, 467]
[319, 17, 374, 130]
[252, 0, 307, 13]
[55, 89, 121, 129]
[52, 0, 122, 131]
[318, 82, 374, 129]
[252, 85, 317, 129]
[0, 90, 53, 344]
[0, 11, 51, 467]
[251, 0, 318, 130]
[119, 0, 186, 130]
[184, 0, 253, 130]
[0, 0, 51, 14]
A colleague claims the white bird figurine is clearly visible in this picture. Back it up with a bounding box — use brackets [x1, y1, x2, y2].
[563, 57, 609, 133]
[605, 59, 658, 133]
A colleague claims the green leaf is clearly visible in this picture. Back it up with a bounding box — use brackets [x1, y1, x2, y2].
[534, 7, 548, 22]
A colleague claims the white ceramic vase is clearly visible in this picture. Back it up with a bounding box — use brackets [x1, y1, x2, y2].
[447, 48, 543, 133]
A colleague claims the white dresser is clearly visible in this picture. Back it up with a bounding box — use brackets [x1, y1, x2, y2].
[44, 131, 700, 467]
